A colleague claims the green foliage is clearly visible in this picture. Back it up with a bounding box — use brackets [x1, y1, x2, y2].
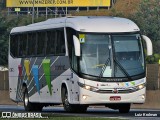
[0, 16, 8, 65]
[146, 54, 160, 64]
[131, 0, 160, 54]
[0, 0, 5, 10]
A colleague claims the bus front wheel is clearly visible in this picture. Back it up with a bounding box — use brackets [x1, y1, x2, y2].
[118, 103, 130, 113]
[61, 87, 74, 112]
[61, 87, 87, 113]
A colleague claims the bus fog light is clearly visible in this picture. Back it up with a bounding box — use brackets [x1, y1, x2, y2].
[82, 95, 87, 100]
[141, 95, 145, 99]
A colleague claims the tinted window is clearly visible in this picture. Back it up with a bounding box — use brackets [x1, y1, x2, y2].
[10, 28, 66, 58]
[28, 33, 36, 56]
[55, 29, 65, 55]
[18, 34, 27, 57]
[10, 35, 18, 57]
[46, 31, 56, 55]
[37, 32, 45, 56]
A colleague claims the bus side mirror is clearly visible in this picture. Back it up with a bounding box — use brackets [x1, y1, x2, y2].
[73, 35, 81, 56]
[142, 35, 153, 56]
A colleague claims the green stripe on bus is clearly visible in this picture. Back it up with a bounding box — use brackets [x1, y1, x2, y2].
[42, 59, 52, 95]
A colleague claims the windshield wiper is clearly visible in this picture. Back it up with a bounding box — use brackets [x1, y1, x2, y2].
[98, 57, 110, 80]
[114, 58, 132, 81]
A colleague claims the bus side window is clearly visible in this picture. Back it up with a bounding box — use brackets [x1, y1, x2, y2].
[46, 30, 56, 55]
[22, 34, 27, 57]
[56, 29, 65, 55]
[18, 34, 27, 57]
[37, 32, 45, 56]
[28, 33, 36, 56]
[10, 35, 18, 57]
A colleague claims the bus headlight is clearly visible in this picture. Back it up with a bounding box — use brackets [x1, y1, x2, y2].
[82, 95, 88, 100]
[136, 83, 146, 90]
[78, 82, 99, 92]
[141, 94, 145, 99]
[85, 85, 91, 90]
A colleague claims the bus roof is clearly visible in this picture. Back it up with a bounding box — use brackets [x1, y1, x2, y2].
[10, 16, 140, 34]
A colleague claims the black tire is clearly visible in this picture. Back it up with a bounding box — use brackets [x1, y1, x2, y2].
[61, 87, 88, 113]
[23, 87, 43, 111]
[61, 87, 74, 112]
[118, 104, 130, 113]
[23, 87, 33, 111]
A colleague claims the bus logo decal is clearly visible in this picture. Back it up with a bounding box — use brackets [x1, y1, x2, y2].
[32, 65, 40, 94]
[42, 59, 52, 95]
[125, 82, 129, 87]
[24, 60, 30, 80]
[131, 81, 135, 86]
[112, 89, 118, 93]
[120, 83, 124, 87]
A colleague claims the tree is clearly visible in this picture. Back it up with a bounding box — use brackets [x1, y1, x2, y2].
[131, 0, 160, 54]
[0, 16, 8, 65]
[0, 36, 8, 65]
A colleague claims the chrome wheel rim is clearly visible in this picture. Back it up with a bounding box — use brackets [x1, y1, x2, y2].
[64, 92, 69, 108]
[24, 92, 29, 106]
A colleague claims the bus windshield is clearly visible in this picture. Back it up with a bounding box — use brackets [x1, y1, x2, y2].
[79, 33, 145, 78]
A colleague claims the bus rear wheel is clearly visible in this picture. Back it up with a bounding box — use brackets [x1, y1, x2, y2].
[23, 87, 43, 111]
[118, 103, 130, 113]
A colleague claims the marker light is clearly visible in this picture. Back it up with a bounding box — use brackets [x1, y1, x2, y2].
[141, 95, 145, 99]
[82, 95, 87, 100]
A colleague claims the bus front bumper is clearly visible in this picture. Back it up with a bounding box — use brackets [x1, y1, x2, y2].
[79, 88, 146, 105]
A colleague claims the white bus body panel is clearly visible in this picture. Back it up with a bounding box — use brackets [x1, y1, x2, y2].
[9, 55, 22, 101]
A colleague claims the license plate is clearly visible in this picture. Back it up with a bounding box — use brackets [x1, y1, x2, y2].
[110, 96, 121, 101]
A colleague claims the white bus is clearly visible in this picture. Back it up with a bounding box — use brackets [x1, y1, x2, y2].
[9, 16, 152, 113]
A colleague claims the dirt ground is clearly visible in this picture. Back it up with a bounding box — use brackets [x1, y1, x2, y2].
[132, 90, 160, 109]
[0, 90, 17, 105]
[0, 90, 160, 109]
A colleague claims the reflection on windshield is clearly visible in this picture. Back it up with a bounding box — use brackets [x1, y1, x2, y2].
[113, 35, 144, 77]
[80, 34, 110, 76]
[79, 34, 145, 78]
